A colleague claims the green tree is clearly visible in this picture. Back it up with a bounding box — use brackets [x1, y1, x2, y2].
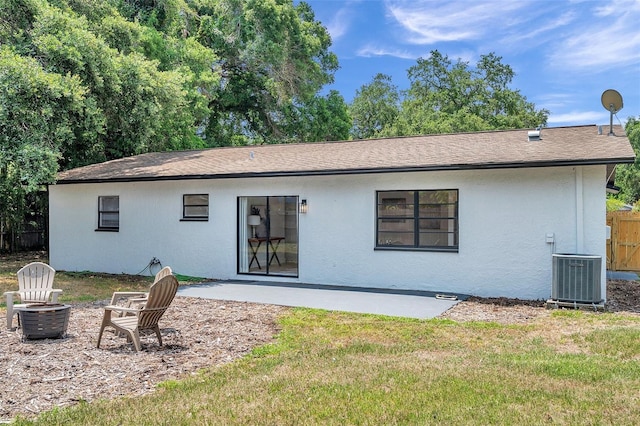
[284, 90, 351, 142]
[30, 1, 208, 164]
[388, 51, 548, 136]
[0, 0, 341, 249]
[193, 0, 338, 145]
[0, 0, 219, 249]
[349, 73, 400, 139]
[615, 116, 640, 203]
[0, 46, 99, 242]
[0, 0, 215, 168]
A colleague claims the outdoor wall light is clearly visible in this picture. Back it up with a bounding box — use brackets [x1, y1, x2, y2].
[299, 199, 308, 214]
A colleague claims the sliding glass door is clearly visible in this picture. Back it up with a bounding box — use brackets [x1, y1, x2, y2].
[238, 196, 299, 277]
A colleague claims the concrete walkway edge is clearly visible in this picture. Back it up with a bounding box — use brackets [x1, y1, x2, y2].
[177, 280, 467, 319]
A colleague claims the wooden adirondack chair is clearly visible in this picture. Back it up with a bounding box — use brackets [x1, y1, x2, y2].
[96, 274, 179, 352]
[4, 262, 62, 329]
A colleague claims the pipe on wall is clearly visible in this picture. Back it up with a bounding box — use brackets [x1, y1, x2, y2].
[575, 167, 584, 253]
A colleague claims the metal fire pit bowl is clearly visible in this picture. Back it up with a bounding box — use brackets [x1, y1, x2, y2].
[17, 303, 71, 340]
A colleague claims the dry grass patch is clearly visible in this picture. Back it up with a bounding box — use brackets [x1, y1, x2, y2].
[0, 251, 152, 304]
[0, 251, 208, 305]
[2, 252, 640, 425]
[9, 307, 640, 425]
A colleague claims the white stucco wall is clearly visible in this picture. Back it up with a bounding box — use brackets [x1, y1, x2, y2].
[49, 165, 607, 300]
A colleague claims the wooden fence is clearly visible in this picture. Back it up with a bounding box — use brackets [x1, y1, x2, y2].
[607, 211, 640, 272]
[0, 191, 48, 253]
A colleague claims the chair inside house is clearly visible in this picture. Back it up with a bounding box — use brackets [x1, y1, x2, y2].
[96, 274, 179, 352]
[4, 262, 62, 329]
[108, 266, 172, 313]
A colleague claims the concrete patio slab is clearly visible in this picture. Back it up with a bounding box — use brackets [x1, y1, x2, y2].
[607, 271, 639, 280]
[177, 280, 465, 319]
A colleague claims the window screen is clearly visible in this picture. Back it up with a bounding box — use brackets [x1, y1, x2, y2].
[183, 194, 209, 220]
[98, 196, 119, 230]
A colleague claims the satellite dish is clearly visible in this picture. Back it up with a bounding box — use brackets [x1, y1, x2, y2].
[601, 89, 623, 113]
[601, 89, 623, 136]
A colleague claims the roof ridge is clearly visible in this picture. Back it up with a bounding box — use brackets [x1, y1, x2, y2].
[56, 124, 634, 184]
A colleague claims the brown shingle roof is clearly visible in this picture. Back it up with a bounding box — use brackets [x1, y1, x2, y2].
[56, 125, 635, 184]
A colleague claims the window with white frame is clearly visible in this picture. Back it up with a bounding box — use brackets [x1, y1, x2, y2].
[376, 190, 458, 251]
[182, 194, 209, 220]
[97, 196, 119, 231]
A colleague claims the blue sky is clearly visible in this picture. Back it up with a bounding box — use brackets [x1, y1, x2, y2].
[304, 0, 640, 127]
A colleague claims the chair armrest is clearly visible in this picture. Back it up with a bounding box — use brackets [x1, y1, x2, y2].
[125, 297, 148, 308]
[109, 292, 148, 305]
[4, 290, 63, 304]
[105, 304, 167, 314]
[50, 289, 63, 303]
[104, 305, 142, 315]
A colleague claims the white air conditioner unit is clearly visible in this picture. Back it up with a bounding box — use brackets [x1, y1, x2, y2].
[552, 254, 602, 303]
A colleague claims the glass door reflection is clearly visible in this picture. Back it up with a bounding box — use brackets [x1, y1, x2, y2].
[238, 196, 298, 277]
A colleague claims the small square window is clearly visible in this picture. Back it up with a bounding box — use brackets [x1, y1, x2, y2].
[98, 196, 119, 231]
[183, 194, 209, 220]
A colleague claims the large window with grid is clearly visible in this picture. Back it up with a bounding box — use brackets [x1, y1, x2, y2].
[97, 196, 119, 231]
[182, 194, 209, 220]
[376, 190, 458, 251]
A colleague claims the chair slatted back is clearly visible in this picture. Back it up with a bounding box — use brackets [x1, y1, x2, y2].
[17, 262, 56, 302]
[154, 266, 173, 283]
[138, 275, 178, 330]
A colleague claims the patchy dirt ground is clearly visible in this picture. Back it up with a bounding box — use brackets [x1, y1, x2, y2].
[439, 279, 640, 324]
[1, 278, 639, 421]
[602, 280, 640, 312]
[0, 298, 286, 421]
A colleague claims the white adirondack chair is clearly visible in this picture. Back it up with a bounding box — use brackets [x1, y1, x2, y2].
[4, 262, 62, 329]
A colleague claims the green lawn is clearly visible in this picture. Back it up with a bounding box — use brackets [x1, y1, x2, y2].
[3, 253, 640, 425]
[10, 309, 640, 425]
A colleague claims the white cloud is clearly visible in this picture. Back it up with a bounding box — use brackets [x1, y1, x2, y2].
[547, 0, 640, 71]
[325, 6, 352, 41]
[592, 0, 627, 17]
[357, 45, 476, 63]
[383, 0, 640, 71]
[501, 11, 576, 49]
[385, 0, 533, 45]
[357, 44, 416, 60]
[535, 93, 574, 111]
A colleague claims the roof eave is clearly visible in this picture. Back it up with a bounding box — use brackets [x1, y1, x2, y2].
[52, 157, 635, 185]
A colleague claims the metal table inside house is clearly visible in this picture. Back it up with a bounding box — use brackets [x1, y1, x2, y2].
[248, 237, 285, 269]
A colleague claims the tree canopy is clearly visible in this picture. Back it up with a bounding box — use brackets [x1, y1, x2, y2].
[0, 0, 343, 246]
[349, 51, 549, 139]
[613, 117, 640, 204]
[194, 0, 341, 145]
[349, 73, 400, 140]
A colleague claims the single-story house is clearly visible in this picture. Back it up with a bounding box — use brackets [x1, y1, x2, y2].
[49, 125, 635, 301]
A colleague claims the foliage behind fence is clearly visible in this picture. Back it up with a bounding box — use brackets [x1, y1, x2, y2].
[0, 191, 48, 253]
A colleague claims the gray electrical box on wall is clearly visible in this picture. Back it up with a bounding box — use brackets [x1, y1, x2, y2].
[551, 254, 602, 303]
